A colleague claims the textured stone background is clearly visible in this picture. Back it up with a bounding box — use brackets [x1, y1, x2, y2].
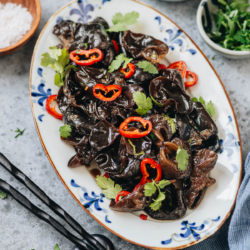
[0, 0, 249, 249]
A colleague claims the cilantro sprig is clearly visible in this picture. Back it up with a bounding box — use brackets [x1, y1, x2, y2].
[128, 139, 145, 156]
[108, 53, 133, 73]
[96, 175, 122, 199]
[107, 11, 139, 32]
[176, 146, 189, 171]
[14, 128, 25, 138]
[163, 115, 176, 134]
[207, 0, 250, 51]
[137, 61, 158, 74]
[41, 47, 76, 87]
[59, 124, 72, 138]
[133, 92, 153, 116]
[192, 97, 215, 117]
[144, 180, 171, 211]
[0, 191, 7, 199]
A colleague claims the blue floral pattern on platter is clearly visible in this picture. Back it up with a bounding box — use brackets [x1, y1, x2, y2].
[161, 216, 221, 245]
[70, 0, 94, 23]
[155, 16, 197, 55]
[71, 179, 112, 223]
[220, 116, 240, 160]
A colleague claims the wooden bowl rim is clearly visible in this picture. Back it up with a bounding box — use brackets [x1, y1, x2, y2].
[0, 0, 41, 54]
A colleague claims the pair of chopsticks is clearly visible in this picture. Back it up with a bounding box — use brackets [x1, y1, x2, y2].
[0, 153, 113, 250]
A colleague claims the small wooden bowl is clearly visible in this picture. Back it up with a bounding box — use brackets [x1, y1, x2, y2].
[0, 0, 41, 56]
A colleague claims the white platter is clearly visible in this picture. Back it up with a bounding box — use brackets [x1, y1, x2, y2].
[30, 0, 242, 249]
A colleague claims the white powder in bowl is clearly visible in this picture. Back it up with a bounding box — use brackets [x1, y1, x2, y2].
[0, 3, 33, 49]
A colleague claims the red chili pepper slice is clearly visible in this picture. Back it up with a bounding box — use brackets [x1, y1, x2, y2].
[140, 214, 148, 220]
[93, 84, 122, 102]
[112, 40, 119, 55]
[115, 191, 131, 203]
[133, 159, 162, 192]
[184, 71, 198, 88]
[167, 61, 187, 79]
[119, 117, 152, 139]
[103, 172, 109, 178]
[119, 63, 135, 78]
[158, 63, 167, 70]
[70, 49, 103, 66]
[45, 95, 63, 120]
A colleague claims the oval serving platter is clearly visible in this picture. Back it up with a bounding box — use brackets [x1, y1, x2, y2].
[30, 0, 242, 249]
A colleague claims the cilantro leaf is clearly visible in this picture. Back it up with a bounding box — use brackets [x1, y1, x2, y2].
[144, 182, 157, 196]
[54, 73, 63, 87]
[158, 180, 171, 189]
[54, 244, 60, 250]
[133, 92, 152, 115]
[150, 192, 165, 211]
[128, 139, 145, 156]
[59, 124, 72, 138]
[107, 11, 139, 32]
[150, 95, 164, 107]
[41, 47, 71, 87]
[192, 97, 216, 117]
[144, 180, 171, 211]
[0, 191, 7, 199]
[176, 146, 189, 171]
[108, 53, 133, 73]
[206, 101, 216, 117]
[96, 175, 122, 199]
[163, 116, 176, 134]
[137, 61, 158, 74]
[14, 128, 25, 138]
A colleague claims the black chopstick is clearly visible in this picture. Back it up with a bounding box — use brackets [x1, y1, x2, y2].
[0, 153, 108, 250]
[0, 179, 89, 250]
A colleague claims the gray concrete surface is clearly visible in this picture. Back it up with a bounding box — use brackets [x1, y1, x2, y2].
[0, 0, 249, 249]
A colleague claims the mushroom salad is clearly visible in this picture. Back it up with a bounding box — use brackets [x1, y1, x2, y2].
[41, 12, 220, 221]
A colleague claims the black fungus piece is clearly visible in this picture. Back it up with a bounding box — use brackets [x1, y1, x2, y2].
[92, 17, 109, 29]
[109, 184, 149, 212]
[63, 109, 95, 135]
[114, 157, 141, 179]
[89, 119, 120, 152]
[122, 30, 169, 64]
[159, 138, 192, 179]
[148, 114, 173, 142]
[150, 77, 193, 114]
[95, 152, 122, 174]
[53, 20, 76, 50]
[144, 184, 186, 220]
[184, 149, 217, 209]
[175, 113, 203, 148]
[159, 68, 185, 90]
[68, 149, 93, 168]
[74, 66, 124, 88]
[189, 102, 218, 141]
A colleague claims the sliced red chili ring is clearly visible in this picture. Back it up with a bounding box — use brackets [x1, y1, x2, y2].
[115, 191, 131, 203]
[184, 71, 198, 88]
[119, 117, 152, 139]
[70, 49, 103, 66]
[93, 84, 122, 102]
[133, 158, 162, 192]
[112, 40, 119, 55]
[158, 63, 167, 70]
[45, 95, 63, 120]
[167, 61, 187, 79]
[119, 63, 135, 78]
